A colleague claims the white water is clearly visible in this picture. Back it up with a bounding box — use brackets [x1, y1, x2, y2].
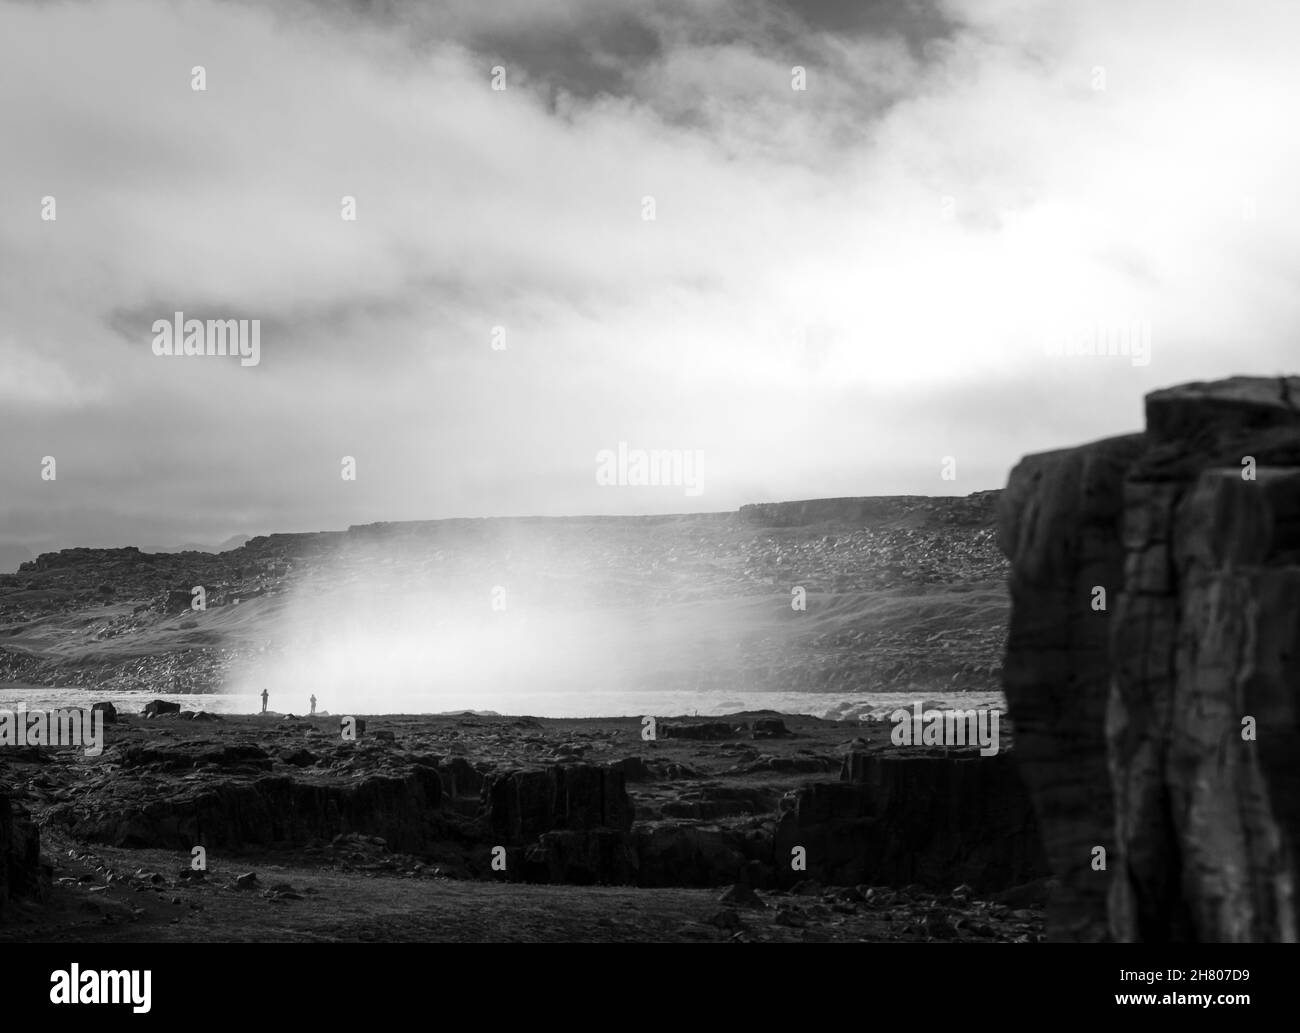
[0, 682, 1003, 721]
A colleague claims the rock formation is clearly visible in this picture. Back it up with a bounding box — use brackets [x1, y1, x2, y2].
[142, 699, 182, 718]
[775, 750, 1046, 892]
[485, 765, 634, 843]
[1000, 376, 1300, 942]
[0, 785, 47, 917]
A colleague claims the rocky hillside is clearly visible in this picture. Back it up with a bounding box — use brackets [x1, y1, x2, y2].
[0, 493, 1007, 698]
[1001, 375, 1300, 942]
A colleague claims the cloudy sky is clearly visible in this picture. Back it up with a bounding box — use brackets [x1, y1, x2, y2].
[2, 0, 1298, 554]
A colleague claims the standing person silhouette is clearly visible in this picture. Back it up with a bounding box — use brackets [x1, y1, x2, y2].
[260, 688, 268, 714]
[309, 694, 317, 716]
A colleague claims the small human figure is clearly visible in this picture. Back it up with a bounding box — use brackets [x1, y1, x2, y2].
[260, 688, 269, 714]
[309, 694, 317, 716]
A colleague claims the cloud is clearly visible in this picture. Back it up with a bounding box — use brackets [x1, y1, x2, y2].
[1, 0, 1298, 551]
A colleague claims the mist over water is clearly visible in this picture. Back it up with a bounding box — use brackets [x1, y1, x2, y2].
[1, 559, 1004, 718]
[2, 514, 1008, 719]
[223, 574, 690, 711]
[206, 527, 785, 714]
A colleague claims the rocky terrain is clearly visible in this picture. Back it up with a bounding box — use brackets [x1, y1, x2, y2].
[0, 707, 1048, 941]
[0, 493, 1007, 699]
[8, 377, 1296, 943]
[1001, 375, 1300, 942]
[0, 489, 1050, 941]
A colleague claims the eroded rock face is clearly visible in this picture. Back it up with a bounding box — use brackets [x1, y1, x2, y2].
[56, 766, 444, 854]
[1000, 376, 1300, 942]
[776, 751, 1046, 892]
[635, 824, 755, 888]
[484, 765, 634, 843]
[0, 785, 47, 919]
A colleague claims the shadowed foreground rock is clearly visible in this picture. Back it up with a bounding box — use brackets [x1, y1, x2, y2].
[485, 765, 634, 842]
[1000, 376, 1300, 941]
[22, 711, 1047, 898]
[47, 739, 447, 854]
[0, 786, 47, 916]
[774, 750, 1046, 892]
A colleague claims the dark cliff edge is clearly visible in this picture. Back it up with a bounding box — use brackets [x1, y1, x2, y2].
[1000, 375, 1300, 942]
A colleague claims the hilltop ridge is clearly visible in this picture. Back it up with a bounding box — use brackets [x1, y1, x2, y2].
[0, 493, 1006, 698]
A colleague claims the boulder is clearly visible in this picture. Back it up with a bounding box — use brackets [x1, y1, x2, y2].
[751, 718, 790, 738]
[90, 701, 118, 724]
[142, 699, 181, 718]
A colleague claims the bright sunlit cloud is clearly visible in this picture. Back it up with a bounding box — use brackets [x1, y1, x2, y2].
[3, 0, 1299, 552]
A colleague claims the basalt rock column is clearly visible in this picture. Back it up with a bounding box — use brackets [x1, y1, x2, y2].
[1001, 376, 1300, 942]
[1109, 381, 1300, 942]
[999, 433, 1143, 941]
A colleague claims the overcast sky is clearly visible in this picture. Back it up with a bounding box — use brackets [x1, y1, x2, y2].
[2, 0, 1298, 554]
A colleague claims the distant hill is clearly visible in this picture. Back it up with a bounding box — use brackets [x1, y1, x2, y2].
[738, 491, 1000, 529]
[0, 493, 1006, 699]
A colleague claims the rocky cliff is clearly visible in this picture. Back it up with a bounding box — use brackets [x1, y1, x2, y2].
[1000, 376, 1300, 942]
[0, 784, 46, 917]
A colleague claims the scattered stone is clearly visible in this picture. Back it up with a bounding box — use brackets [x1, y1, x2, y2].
[91, 702, 118, 724]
